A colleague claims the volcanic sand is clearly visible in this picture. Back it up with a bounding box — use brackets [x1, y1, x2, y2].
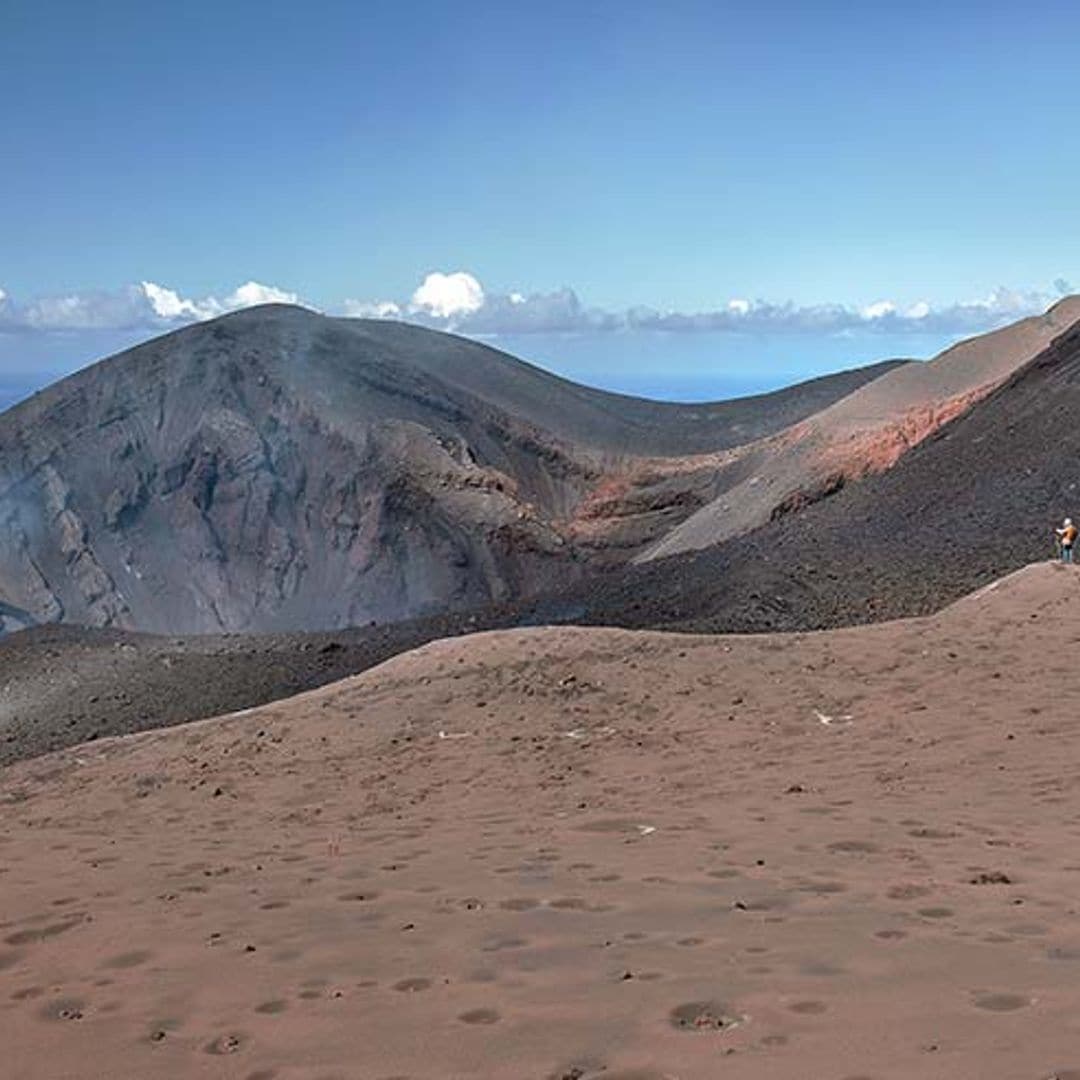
[3, 563, 1080, 1079]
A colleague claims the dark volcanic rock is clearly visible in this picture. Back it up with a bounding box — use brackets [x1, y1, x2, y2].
[552, 314, 1080, 634]
[0, 304, 898, 635]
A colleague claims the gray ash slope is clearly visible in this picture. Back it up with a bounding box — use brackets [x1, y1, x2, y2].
[0, 304, 900, 636]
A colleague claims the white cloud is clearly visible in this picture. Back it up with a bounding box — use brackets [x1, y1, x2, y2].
[0, 287, 7, 304]
[861, 300, 896, 320]
[906, 300, 931, 319]
[461, 286, 603, 334]
[142, 279, 302, 321]
[342, 298, 402, 318]
[409, 271, 485, 320]
[225, 281, 301, 308]
[346, 273, 609, 335]
[0, 279, 311, 333]
[970, 286, 1037, 315]
[141, 281, 218, 321]
[19, 286, 155, 330]
[728, 298, 750, 316]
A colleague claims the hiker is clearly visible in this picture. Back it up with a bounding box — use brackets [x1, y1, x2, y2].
[1057, 517, 1078, 563]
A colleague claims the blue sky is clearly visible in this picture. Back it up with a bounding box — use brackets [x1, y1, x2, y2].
[3, 0, 1079, 402]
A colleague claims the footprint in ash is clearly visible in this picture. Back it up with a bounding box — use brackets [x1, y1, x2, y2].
[669, 1000, 741, 1031]
[971, 991, 1030, 1012]
[458, 1008, 500, 1024]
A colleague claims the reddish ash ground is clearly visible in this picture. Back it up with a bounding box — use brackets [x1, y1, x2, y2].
[4, 563, 1080, 1079]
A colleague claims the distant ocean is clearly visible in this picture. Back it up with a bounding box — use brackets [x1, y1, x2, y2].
[0, 326, 964, 415]
[0, 327, 149, 414]
[493, 329, 963, 402]
[0, 381, 35, 413]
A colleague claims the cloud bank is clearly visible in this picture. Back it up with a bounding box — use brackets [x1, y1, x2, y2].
[0, 281, 311, 334]
[349, 274, 1076, 339]
[1, 273, 1073, 341]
